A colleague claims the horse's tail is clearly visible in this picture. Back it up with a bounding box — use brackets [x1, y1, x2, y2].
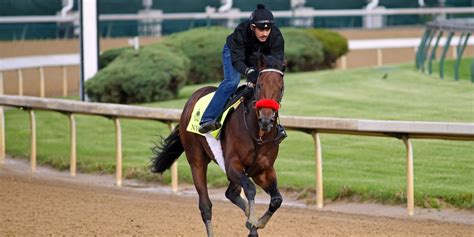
[150, 125, 184, 173]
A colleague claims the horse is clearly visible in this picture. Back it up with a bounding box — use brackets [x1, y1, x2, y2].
[151, 55, 286, 237]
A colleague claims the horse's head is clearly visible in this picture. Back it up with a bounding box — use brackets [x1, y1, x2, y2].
[253, 54, 285, 134]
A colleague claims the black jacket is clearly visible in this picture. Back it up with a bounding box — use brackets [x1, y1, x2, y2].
[226, 20, 284, 75]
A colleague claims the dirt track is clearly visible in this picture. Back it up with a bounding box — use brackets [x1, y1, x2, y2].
[1, 159, 473, 236]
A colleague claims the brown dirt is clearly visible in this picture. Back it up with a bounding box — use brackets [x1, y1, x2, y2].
[1, 158, 473, 236]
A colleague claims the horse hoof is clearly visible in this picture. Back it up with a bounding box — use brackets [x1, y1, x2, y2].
[246, 221, 253, 230]
[246, 217, 258, 230]
[247, 227, 258, 237]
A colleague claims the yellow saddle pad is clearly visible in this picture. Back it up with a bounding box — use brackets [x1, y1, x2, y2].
[186, 92, 242, 138]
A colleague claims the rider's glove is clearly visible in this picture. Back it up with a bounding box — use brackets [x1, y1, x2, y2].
[245, 67, 259, 84]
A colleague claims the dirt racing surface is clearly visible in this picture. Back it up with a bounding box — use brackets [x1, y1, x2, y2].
[1, 158, 473, 236]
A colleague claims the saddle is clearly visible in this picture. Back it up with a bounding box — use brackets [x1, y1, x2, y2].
[220, 85, 254, 119]
[186, 85, 254, 138]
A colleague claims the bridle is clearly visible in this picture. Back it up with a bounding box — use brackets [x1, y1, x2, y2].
[253, 69, 285, 108]
[244, 68, 285, 145]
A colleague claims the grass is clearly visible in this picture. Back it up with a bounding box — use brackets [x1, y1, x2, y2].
[4, 60, 474, 209]
[429, 56, 473, 81]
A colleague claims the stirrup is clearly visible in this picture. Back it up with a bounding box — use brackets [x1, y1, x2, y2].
[199, 121, 221, 133]
[275, 124, 287, 145]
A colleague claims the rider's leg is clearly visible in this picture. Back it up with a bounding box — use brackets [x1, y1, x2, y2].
[199, 44, 240, 133]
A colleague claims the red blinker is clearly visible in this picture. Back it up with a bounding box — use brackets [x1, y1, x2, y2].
[255, 99, 280, 110]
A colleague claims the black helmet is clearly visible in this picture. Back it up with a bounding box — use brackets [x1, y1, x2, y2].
[249, 4, 274, 29]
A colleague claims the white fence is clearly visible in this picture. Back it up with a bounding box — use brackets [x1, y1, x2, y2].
[2, 35, 472, 95]
[1, 7, 473, 23]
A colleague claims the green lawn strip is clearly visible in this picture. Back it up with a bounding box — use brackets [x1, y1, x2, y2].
[4, 62, 473, 209]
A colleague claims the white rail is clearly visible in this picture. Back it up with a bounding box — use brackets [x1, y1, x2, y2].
[0, 95, 472, 216]
[0, 54, 79, 71]
[0, 7, 473, 23]
[0, 54, 78, 98]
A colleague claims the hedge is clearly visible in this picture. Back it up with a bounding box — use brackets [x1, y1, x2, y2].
[94, 26, 348, 104]
[307, 29, 349, 68]
[86, 44, 189, 104]
[280, 28, 324, 72]
[160, 27, 232, 85]
[98, 46, 133, 69]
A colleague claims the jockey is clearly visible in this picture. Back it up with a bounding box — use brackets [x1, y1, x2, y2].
[199, 3, 285, 134]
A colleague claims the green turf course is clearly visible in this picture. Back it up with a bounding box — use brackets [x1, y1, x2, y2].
[4, 62, 473, 209]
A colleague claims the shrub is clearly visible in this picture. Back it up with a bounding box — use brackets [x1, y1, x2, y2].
[280, 28, 324, 72]
[98, 46, 133, 69]
[307, 29, 349, 68]
[161, 27, 232, 84]
[94, 26, 347, 103]
[85, 44, 189, 104]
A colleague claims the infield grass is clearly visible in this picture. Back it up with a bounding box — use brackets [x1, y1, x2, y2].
[4, 61, 473, 209]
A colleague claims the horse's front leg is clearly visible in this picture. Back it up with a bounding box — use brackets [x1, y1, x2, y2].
[225, 181, 249, 217]
[253, 168, 283, 229]
[227, 165, 258, 233]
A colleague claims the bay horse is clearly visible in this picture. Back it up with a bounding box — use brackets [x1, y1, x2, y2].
[151, 55, 285, 237]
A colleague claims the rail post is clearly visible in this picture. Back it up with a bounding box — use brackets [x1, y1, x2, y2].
[17, 69, 23, 96]
[340, 55, 347, 70]
[376, 48, 383, 67]
[403, 135, 414, 216]
[113, 117, 122, 187]
[312, 131, 324, 208]
[169, 122, 178, 193]
[0, 106, 4, 165]
[62, 66, 68, 97]
[69, 114, 76, 176]
[39, 67, 45, 97]
[0, 71, 4, 95]
[0, 72, 3, 164]
[28, 109, 36, 173]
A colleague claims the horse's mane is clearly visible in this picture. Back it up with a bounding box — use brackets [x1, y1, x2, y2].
[263, 55, 286, 72]
[249, 53, 286, 72]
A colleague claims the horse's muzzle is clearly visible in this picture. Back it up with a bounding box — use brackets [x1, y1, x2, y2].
[258, 117, 274, 132]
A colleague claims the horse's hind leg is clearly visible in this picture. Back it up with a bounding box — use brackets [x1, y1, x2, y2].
[188, 155, 213, 237]
[253, 168, 282, 229]
[225, 181, 249, 216]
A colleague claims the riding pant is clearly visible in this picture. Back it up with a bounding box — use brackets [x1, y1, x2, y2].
[200, 44, 241, 124]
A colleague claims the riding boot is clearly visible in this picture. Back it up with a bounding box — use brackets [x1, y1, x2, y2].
[199, 120, 222, 133]
[274, 124, 287, 145]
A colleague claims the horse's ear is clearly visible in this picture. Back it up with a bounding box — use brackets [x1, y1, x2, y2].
[257, 53, 266, 71]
